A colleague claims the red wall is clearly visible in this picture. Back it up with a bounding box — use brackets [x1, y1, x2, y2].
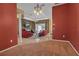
[0, 4, 17, 51]
[53, 4, 68, 40]
[53, 4, 79, 52]
[67, 4, 79, 53]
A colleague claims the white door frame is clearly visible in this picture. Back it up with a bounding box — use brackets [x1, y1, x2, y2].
[18, 14, 22, 45]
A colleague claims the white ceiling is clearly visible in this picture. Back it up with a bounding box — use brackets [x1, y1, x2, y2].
[17, 3, 65, 21]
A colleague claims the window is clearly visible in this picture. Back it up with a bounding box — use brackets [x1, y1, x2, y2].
[36, 23, 45, 33]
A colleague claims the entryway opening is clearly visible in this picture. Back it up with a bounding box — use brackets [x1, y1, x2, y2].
[17, 3, 53, 45]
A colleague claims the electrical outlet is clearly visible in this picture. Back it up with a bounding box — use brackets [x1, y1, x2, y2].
[10, 40, 13, 43]
[62, 35, 66, 38]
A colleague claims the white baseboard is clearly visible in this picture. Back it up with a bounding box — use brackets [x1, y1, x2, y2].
[0, 39, 79, 55]
[67, 41, 79, 55]
[0, 44, 18, 53]
[53, 39, 79, 55]
[52, 39, 69, 42]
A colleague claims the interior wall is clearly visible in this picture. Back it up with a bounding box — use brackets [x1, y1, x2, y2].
[66, 4, 79, 53]
[53, 4, 68, 40]
[53, 3, 79, 53]
[30, 21, 35, 32]
[22, 19, 35, 32]
[0, 3, 17, 51]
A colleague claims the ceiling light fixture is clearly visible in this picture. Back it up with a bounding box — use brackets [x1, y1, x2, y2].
[34, 4, 44, 15]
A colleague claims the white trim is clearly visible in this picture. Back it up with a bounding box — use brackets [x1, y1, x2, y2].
[0, 39, 78, 55]
[52, 39, 79, 55]
[52, 39, 69, 42]
[0, 44, 18, 53]
[53, 3, 66, 7]
[67, 41, 79, 55]
[23, 17, 49, 22]
[36, 18, 49, 21]
[18, 14, 22, 45]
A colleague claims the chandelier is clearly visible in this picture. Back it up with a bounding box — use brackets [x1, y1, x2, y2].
[33, 4, 44, 15]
